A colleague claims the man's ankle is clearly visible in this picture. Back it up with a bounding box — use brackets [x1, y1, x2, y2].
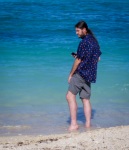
[85, 122, 91, 128]
[68, 124, 79, 131]
[71, 122, 78, 126]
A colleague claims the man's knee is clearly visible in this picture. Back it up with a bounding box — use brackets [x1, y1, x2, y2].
[66, 92, 70, 101]
[66, 91, 75, 101]
[82, 98, 90, 101]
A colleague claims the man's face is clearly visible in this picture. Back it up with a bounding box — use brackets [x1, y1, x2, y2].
[75, 27, 86, 38]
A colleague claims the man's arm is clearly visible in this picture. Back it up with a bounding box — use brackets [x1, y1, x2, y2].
[68, 58, 81, 83]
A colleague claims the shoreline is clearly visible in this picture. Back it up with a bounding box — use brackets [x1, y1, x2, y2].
[0, 125, 129, 150]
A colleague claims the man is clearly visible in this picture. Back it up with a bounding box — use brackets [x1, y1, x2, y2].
[66, 21, 102, 131]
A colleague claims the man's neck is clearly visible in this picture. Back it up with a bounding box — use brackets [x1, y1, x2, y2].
[81, 33, 88, 39]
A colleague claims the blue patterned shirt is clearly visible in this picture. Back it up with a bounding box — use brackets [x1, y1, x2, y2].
[75, 34, 102, 83]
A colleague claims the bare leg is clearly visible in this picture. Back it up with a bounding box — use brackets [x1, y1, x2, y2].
[66, 91, 79, 131]
[82, 99, 91, 128]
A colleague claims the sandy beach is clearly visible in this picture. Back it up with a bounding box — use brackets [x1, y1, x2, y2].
[0, 125, 129, 150]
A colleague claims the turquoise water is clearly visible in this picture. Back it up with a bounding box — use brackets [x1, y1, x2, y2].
[0, 1, 129, 136]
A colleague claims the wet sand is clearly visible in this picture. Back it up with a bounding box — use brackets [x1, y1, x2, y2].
[0, 125, 129, 150]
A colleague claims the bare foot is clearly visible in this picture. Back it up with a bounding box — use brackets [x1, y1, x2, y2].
[68, 124, 79, 132]
[85, 122, 91, 128]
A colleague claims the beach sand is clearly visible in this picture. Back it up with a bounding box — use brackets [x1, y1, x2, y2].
[0, 125, 129, 150]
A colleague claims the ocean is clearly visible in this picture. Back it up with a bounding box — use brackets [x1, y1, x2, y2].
[0, 0, 129, 136]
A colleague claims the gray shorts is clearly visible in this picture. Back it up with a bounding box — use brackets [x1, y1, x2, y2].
[68, 73, 91, 99]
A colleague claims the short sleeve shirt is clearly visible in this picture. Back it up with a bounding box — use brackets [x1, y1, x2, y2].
[75, 34, 102, 83]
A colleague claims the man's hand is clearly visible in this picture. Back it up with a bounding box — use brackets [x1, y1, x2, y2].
[68, 58, 81, 83]
[68, 75, 72, 83]
[71, 52, 77, 58]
